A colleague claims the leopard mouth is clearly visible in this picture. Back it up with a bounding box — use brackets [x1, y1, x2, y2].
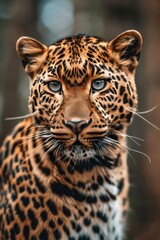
[48, 128, 117, 161]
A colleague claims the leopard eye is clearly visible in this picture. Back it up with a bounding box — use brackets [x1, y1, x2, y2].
[48, 80, 62, 92]
[91, 79, 106, 91]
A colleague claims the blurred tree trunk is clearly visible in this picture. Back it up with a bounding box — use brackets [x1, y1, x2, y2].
[145, 0, 160, 197]
[0, 0, 40, 145]
[139, 0, 160, 238]
[145, 0, 160, 213]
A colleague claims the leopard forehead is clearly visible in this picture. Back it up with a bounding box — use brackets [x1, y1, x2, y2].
[17, 30, 142, 88]
[43, 35, 111, 86]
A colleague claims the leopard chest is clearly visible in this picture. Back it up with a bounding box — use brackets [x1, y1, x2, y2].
[0, 157, 127, 240]
[6, 162, 126, 240]
[33, 169, 127, 240]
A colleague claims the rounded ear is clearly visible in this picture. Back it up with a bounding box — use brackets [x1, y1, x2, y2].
[16, 37, 47, 77]
[108, 30, 143, 71]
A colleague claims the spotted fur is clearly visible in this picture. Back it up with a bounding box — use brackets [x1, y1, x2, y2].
[0, 30, 142, 240]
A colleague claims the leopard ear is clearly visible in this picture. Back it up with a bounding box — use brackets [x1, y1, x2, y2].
[16, 37, 47, 77]
[108, 30, 143, 71]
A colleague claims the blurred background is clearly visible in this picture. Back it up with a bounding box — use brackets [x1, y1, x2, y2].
[0, 0, 160, 239]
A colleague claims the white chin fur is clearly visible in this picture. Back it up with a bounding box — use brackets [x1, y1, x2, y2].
[63, 145, 96, 160]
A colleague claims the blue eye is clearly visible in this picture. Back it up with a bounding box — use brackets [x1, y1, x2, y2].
[48, 81, 62, 92]
[91, 79, 106, 91]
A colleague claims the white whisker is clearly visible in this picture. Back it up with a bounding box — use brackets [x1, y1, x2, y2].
[115, 131, 144, 146]
[127, 107, 160, 131]
[5, 111, 38, 120]
[105, 136, 151, 163]
[137, 105, 159, 115]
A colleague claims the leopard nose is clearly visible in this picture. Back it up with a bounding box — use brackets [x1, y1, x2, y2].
[64, 120, 89, 134]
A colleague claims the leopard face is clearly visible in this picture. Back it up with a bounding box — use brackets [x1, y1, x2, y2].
[17, 31, 142, 161]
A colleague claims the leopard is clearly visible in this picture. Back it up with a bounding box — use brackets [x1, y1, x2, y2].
[0, 30, 142, 240]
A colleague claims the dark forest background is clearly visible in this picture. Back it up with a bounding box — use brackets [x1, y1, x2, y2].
[0, 0, 160, 239]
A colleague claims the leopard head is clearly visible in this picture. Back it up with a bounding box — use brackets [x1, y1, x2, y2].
[16, 30, 142, 160]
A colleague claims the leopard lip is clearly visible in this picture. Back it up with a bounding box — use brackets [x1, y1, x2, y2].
[73, 139, 83, 146]
[75, 136, 92, 148]
[68, 139, 84, 149]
